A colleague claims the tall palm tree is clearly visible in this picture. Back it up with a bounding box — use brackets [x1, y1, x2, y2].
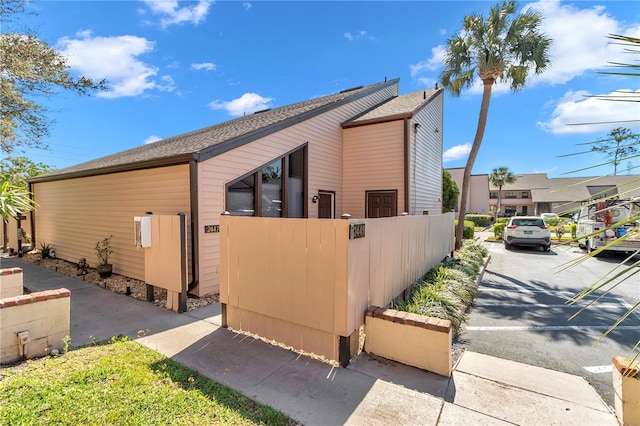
[489, 166, 516, 219]
[441, 1, 551, 248]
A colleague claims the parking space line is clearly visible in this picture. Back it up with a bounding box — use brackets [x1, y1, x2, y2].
[465, 325, 640, 331]
[474, 303, 624, 309]
[583, 365, 613, 374]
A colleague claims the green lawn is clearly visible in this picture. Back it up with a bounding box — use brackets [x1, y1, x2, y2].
[0, 338, 292, 425]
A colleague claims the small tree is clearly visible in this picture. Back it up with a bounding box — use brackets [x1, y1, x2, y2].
[442, 169, 460, 212]
[489, 166, 516, 219]
[590, 127, 639, 175]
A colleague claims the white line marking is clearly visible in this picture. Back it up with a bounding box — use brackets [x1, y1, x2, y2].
[583, 365, 613, 374]
[465, 325, 640, 331]
[475, 303, 624, 309]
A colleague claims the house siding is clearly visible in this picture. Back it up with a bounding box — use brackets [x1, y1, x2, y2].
[342, 120, 405, 217]
[32, 165, 191, 282]
[197, 83, 399, 295]
[410, 91, 444, 215]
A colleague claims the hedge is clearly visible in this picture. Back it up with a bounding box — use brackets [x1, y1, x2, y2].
[455, 220, 475, 239]
[464, 214, 492, 228]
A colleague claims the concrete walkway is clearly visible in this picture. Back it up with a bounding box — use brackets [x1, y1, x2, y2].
[2, 256, 618, 425]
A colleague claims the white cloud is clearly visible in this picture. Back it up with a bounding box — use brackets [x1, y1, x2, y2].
[443, 144, 471, 162]
[144, 135, 162, 144]
[140, 0, 212, 28]
[208, 93, 274, 117]
[57, 31, 173, 99]
[537, 89, 640, 135]
[191, 62, 216, 71]
[410, 0, 640, 94]
[410, 45, 446, 77]
[344, 31, 374, 41]
[242, 2, 252, 11]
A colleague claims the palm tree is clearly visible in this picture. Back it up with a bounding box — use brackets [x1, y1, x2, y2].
[441, 1, 551, 248]
[489, 166, 516, 219]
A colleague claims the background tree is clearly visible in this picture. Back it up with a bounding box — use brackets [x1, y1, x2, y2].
[0, 0, 105, 154]
[442, 169, 460, 212]
[590, 127, 639, 175]
[440, 0, 551, 248]
[0, 156, 52, 189]
[489, 166, 516, 219]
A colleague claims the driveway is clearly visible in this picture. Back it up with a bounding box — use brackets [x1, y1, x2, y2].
[458, 238, 640, 407]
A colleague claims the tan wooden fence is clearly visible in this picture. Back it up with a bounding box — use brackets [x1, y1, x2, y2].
[219, 212, 454, 365]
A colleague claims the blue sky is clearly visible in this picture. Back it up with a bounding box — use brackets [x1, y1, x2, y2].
[12, 0, 640, 178]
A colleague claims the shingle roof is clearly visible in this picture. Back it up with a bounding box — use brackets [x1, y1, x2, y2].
[344, 88, 440, 125]
[32, 79, 399, 182]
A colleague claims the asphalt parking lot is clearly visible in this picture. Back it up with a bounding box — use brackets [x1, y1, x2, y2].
[458, 238, 640, 407]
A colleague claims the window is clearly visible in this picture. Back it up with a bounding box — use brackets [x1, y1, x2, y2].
[227, 175, 255, 216]
[226, 145, 307, 218]
[504, 206, 517, 216]
[490, 192, 498, 199]
[521, 191, 529, 198]
[504, 191, 517, 199]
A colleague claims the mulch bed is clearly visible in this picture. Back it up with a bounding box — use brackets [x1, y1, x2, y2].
[17, 251, 219, 311]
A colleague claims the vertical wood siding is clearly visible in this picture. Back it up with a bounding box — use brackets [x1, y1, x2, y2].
[32, 165, 190, 282]
[342, 121, 405, 217]
[410, 91, 444, 215]
[198, 84, 399, 295]
[220, 213, 455, 363]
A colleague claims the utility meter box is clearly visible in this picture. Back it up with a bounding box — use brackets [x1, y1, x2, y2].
[134, 216, 152, 248]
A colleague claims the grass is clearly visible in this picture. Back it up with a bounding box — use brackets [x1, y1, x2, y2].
[392, 239, 489, 334]
[0, 337, 292, 426]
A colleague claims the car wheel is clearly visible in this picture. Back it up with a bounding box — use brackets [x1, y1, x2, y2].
[544, 245, 551, 252]
[504, 242, 511, 250]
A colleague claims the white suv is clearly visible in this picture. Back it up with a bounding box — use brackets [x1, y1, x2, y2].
[504, 216, 551, 252]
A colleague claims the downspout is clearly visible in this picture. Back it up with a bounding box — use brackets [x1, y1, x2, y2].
[403, 117, 410, 215]
[188, 159, 199, 294]
[28, 182, 36, 250]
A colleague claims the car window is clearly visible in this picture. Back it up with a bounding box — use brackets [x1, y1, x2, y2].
[512, 219, 544, 227]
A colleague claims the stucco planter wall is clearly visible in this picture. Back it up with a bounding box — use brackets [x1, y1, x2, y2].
[0, 268, 71, 364]
[364, 306, 452, 377]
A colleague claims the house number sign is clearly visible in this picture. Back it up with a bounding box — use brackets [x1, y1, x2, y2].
[204, 225, 220, 233]
[349, 223, 365, 239]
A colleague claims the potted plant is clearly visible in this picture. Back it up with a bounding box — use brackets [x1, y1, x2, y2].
[95, 235, 114, 278]
[39, 241, 52, 259]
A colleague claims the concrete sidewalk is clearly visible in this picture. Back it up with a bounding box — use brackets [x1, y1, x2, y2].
[2, 257, 618, 425]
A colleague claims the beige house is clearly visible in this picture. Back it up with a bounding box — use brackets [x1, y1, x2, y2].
[488, 173, 640, 217]
[447, 168, 490, 218]
[28, 79, 444, 297]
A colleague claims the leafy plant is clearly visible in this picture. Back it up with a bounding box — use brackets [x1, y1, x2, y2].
[393, 240, 488, 334]
[442, 168, 460, 212]
[493, 222, 505, 239]
[95, 235, 113, 266]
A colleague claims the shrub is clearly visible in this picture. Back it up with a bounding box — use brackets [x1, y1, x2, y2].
[496, 217, 510, 225]
[454, 220, 475, 239]
[493, 222, 505, 239]
[464, 214, 492, 228]
[393, 239, 488, 334]
[570, 222, 577, 239]
[544, 216, 568, 227]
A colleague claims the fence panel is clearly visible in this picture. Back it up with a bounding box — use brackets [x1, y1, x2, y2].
[220, 213, 454, 363]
